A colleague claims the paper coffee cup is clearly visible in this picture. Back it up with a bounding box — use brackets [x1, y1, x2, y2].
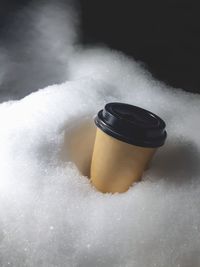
[90, 103, 167, 193]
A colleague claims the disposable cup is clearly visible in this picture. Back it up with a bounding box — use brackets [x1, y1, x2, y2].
[90, 103, 167, 193]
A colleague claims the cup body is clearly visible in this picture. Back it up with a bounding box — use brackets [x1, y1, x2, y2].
[90, 128, 156, 193]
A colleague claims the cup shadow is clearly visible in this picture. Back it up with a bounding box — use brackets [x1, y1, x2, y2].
[150, 138, 200, 185]
[59, 116, 96, 177]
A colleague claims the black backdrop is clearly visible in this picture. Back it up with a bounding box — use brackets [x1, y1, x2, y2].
[81, 0, 200, 93]
[1, 0, 200, 93]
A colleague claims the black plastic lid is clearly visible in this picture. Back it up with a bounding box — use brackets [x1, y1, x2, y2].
[94, 102, 167, 148]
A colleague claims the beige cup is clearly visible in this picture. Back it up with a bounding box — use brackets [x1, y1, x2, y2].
[90, 128, 156, 193]
[90, 103, 167, 193]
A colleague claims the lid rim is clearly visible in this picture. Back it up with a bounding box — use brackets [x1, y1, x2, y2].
[95, 103, 167, 148]
[95, 116, 167, 148]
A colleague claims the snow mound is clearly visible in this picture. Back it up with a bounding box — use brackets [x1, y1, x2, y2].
[0, 49, 200, 267]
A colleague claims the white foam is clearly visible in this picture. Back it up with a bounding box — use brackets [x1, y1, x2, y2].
[0, 49, 200, 267]
[0, 0, 77, 100]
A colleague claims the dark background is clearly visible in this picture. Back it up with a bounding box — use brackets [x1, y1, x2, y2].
[80, 0, 200, 93]
[1, 0, 200, 93]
